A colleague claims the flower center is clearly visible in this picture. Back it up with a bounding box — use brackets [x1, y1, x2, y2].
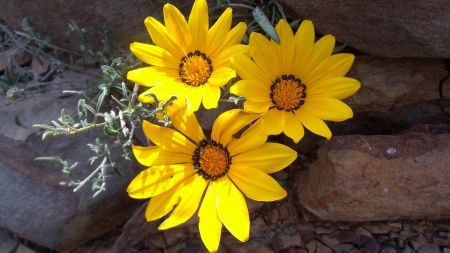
[179, 50, 213, 87]
[270, 75, 307, 111]
[192, 139, 231, 181]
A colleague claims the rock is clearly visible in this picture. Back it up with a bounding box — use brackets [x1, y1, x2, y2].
[0, 229, 18, 253]
[337, 230, 359, 244]
[0, 48, 32, 71]
[163, 228, 186, 247]
[433, 237, 449, 246]
[15, 244, 36, 253]
[316, 241, 333, 253]
[0, 93, 141, 252]
[278, 233, 302, 250]
[333, 244, 354, 253]
[320, 235, 340, 248]
[252, 245, 275, 253]
[267, 209, 279, 224]
[364, 224, 392, 235]
[298, 126, 450, 221]
[143, 233, 166, 249]
[315, 227, 332, 235]
[361, 240, 381, 253]
[380, 247, 396, 253]
[31, 55, 49, 76]
[401, 246, 412, 253]
[305, 240, 317, 253]
[356, 227, 373, 238]
[337, 56, 449, 136]
[417, 243, 440, 253]
[280, 0, 450, 58]
[250, 217, 267, 237]
[0, 1, 200, 50]
[196, 101, 237, 131]
[444, 248, 450, 253]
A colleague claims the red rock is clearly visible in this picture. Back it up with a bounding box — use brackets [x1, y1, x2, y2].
[298, 125, 450, 221]
[280, 0, 450, 58]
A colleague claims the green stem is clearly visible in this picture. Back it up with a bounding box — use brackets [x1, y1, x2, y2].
[73, 157, 106, 192]
[67, 122, 107, 134]
[219, 99, 235, 103]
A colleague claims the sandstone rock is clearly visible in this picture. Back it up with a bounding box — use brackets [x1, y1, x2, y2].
[337, 56, 449, 135]
[298, 125, 450, 221]
[0, 1, 198, 50]
[280, 0, 450, 58]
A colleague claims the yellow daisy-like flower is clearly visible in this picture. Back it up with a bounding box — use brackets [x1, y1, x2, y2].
[127, 101, 297, 252]
[230, 19, 361, 143]
[127, 0, 248, 114]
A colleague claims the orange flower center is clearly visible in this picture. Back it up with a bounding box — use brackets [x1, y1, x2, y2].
[270, 75, 307, 111]
[192, 140, 231, 181]
[179, 50, 213, 87]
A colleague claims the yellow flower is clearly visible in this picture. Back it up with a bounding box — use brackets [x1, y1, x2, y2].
[127, 102, 297, 252]
[230, 19, 361, 143]
[127, 0, 248, 114]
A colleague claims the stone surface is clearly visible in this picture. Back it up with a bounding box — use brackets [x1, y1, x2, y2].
[337, 56, 449, 135]
[0, 229, 18, 253]
[417, 243, 440, 253]
[281, 0, 450, 58]
[0, 1, 200, 50]
[298, 125, 450, 221]
[0, 94, 142, 251]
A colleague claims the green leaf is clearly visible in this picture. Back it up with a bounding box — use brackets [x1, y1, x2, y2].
[145, 93, 159, 106]
[161, 96, 178, 110]
[33, 124, 57, 131]
[34, 156, 64, 164]
[333, 43, 347, 54]
[96, 89, 107, 112]
[14, 116, 27, 129]
[84, 104, 96, 115]
[77, 99, 87, 121]
[103, 124, 118, 137]
[59, 109, 67, 126]
[252, 7, 280, 44]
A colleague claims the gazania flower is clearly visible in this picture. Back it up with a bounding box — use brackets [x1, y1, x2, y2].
[127, 0, 248, 114]
[230, 19, 361, 143]
[127, 102, 297, 252]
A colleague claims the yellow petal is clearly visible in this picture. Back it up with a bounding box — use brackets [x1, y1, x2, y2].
[304, 54, 355, 85]
[138, 82, 184, 103]
[217, 178, 249, 242]
[142, 120, 197, 154]
[132, 145, 191, 166]
[291, 20, 314, 77]
[159, 175, 208, 229]
[145, 186, 179, 221]
[144, 17, 184, 59]
[284, 111, 304, 143]
[188, 0, 208, 51]
[228, 118, 267, 156]
[298, 35, 335, 80]
[166, 106, 206, 144]
[202, 84, 220, 109]
[228, 165, 287, 201]
[211, 109, 242, 144]
[204, 8, 232, 56]
[127, 66, 179, 87]
[262, 108, 285, 135]
[303, 97, 354, 122]
[232, 143, 297, 173]
[207, 67, 236, 87]
[219, 112, 260, 147]
[213, 22, 247, 55]
[213, 44, 250, 69]
[295, 108, 332, 139]
[145, 173, 194, 221]
[164, 4, 191, 53]
[230, 80, 271, 102]
[275, 19, 295, 75]
[230, 55, 271, 85]
[199, 183, 222, 252]
[243, 100, 272, 114]
[130, 42, 179, 68]
[185, 86, 204, 114]
[249, 32, 280, 79]
[127, 164, 196, 199]
[307, 77, 361, 100]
